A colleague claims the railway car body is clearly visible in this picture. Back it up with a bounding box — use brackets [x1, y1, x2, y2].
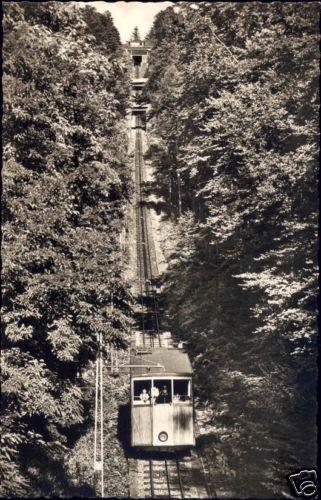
[130, 347, 195, 450]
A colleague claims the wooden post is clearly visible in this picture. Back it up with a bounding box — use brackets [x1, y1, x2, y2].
[177, 171, 182, 217]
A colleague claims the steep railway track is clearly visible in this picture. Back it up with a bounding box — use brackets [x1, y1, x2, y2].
[130, 451, 210, 499]
[145, 455, 185, 498]
[130, 120, 212, 498]
[135, 124, 161, 348]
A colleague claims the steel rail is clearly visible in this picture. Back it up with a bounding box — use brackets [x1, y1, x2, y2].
[137, 132, 148, 346]
[137, 134, 162, 345]
[164, 459, 172, 499]
[135, 127, 146, 344]
[175, 456, 185, 499]
[141, 204, 162, 343]
[136, 126, 162, 348]
[136, 204, 145, 343]
[141, 205, 161, 340]
[149, 459, 155, 498]
[138, 161, 162, 343]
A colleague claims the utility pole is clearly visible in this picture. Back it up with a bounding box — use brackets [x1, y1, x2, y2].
[177, 170, 182, 217]
[93, 331, 104, 497]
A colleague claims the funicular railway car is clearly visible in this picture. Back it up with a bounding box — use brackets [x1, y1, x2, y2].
[130, 347, 195, 449]
[132, 110, 146, 129]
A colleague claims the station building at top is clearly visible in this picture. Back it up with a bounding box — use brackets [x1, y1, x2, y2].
[124, 29, 151, 129]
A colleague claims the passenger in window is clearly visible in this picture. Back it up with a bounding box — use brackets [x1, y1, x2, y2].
[151, 385, 159, 404]
[173, 394, 181, 402]
[156, 385, 170, 404]
[139, 389, 150, 403]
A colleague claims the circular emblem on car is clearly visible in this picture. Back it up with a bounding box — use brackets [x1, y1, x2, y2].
[158, 431, 168, 442]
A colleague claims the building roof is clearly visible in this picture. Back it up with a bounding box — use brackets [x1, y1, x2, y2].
[130, 347, 193, 377]
[123, 43, 152, 54]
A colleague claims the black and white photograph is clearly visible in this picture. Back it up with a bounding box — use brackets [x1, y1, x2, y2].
[1, 1, 319, 498]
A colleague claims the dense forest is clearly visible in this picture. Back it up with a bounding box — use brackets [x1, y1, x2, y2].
[144, 2, 319, 498]
[2, 2, 131, 496]
[2, 1, 319, 499]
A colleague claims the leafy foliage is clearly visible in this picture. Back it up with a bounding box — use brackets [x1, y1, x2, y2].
[146, 3, 319, 497]
[2, 2, 131, 496]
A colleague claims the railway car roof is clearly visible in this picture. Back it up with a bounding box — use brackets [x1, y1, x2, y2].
[130, 347, 193, 376]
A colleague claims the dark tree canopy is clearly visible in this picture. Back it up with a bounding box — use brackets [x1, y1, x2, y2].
[82, 5, 121, 54]
[2, 2, 130, 496]
[131, 26, 141, 42]
[1, 1, 319, 498]
[145, 3, 319, 497]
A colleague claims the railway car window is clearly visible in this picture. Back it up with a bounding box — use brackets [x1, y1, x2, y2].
[173, 379, 191, 402]
[133, 379, 151, 404]
[153, 380, 172, 404]
[133, 56, 142, 66]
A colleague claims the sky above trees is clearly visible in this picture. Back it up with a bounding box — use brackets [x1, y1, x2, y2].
[79, 1, 173, 41]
